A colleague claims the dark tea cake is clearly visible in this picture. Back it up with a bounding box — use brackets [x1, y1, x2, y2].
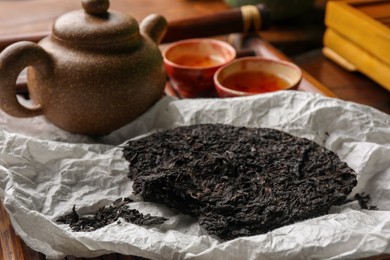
[123, 124, 357, 240]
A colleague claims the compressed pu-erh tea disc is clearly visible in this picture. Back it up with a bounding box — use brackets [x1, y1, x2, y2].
[124, 124, 357, 240]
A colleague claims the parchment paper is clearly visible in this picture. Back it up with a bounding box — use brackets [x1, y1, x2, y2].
[1, 91, 390, 259]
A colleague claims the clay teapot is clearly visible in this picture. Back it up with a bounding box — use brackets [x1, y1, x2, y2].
[0, 0, 168, 135]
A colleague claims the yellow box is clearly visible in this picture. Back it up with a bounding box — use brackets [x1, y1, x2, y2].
[324, 0, 390, 90]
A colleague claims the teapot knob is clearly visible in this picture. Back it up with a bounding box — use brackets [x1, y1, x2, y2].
[82, 0, 109, 16]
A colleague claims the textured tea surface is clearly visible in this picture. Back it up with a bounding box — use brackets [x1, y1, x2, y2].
[56, 198, 167, 232]
[124, 124, 357, 240]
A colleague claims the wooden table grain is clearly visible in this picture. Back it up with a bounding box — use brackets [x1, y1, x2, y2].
[1, 0, 390, 259]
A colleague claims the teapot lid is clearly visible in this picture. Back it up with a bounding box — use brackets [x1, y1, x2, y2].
[52, 0, 139, 45]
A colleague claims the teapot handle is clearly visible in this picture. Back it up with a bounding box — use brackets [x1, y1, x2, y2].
[0, 41, 52, 117]
[140, 14, 168, 44]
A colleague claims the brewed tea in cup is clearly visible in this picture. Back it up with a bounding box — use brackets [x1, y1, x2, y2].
[214, 57, 302, 98]
[163, 38, 236, 98]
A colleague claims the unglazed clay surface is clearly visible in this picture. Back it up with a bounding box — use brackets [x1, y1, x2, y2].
[0, 0, 167, 135]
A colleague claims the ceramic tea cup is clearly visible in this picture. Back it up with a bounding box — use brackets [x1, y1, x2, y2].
[163, 38, 236, 98]
[213, 57, 302, 98]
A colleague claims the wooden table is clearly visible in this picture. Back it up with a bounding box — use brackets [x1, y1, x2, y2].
[1, 1, 390, 259]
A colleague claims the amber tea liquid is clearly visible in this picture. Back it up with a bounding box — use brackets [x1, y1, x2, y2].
[221, 71, 290, 93]
[172, 54, 225, 67]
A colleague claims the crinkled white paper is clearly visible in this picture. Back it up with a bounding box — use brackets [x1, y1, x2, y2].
[1, 91, 390, 259]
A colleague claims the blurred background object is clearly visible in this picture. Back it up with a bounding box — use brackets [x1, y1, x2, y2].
[224, 0, 315, 20]
[323, 0, 390, 92]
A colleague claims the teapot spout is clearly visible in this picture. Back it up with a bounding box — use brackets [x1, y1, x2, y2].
[140, 14, 168, 44]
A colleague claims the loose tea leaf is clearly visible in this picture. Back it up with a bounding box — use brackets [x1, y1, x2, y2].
[56, 197, 167, 232]
[124, 124, 357, 241]
[349, 193, 377, 210]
